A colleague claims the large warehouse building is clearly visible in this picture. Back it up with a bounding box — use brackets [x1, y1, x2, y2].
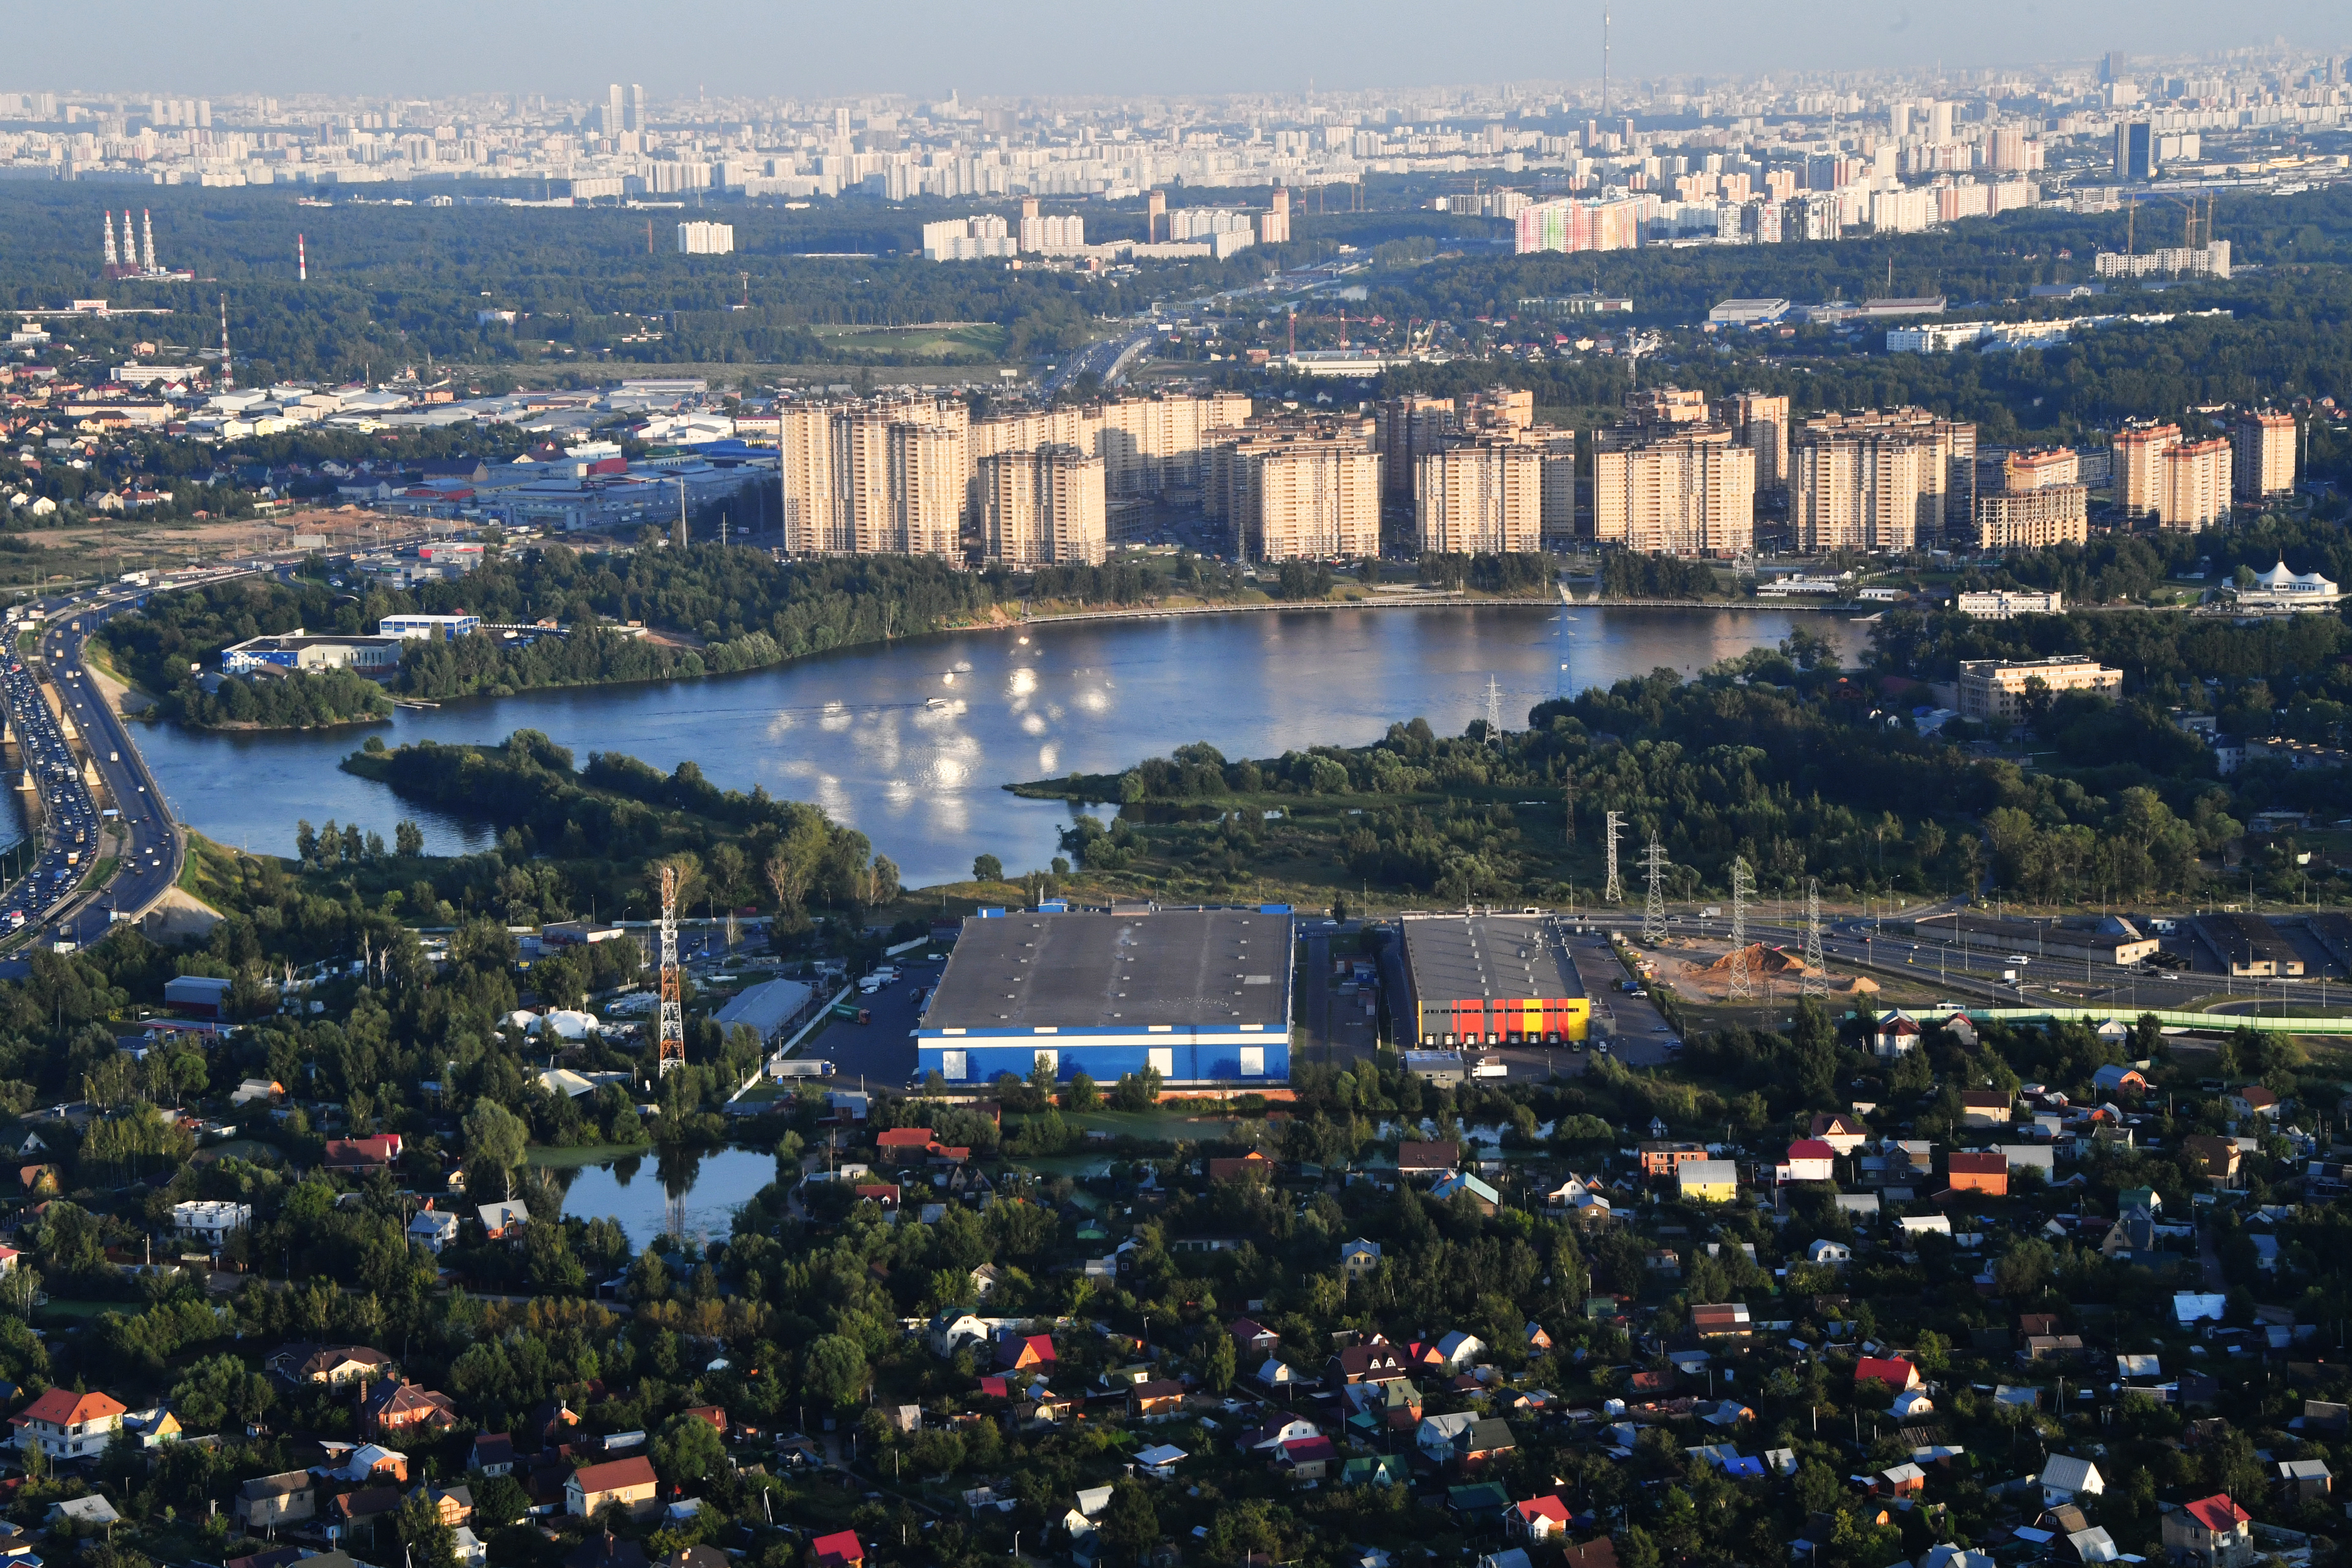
[1399, 913, 1589, 1046]
[917, 908, 1293, 1087]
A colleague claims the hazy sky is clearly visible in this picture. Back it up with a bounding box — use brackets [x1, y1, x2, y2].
[14, 1, 2352, 102]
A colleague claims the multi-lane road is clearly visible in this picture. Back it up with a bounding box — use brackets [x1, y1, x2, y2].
[0, 589, 190, 953]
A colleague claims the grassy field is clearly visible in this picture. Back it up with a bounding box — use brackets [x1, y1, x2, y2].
[808, 321, 1013, 361]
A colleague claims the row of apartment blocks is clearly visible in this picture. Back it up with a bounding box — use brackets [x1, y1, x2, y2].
[776, 391, 1252, 566]
[2113, 411, 2297, 528]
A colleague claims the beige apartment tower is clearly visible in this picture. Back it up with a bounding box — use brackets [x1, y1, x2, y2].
[982, 445, 1108, 567]
[1798, 408, 1974, 547]
[1792, 430, 1929, 553]
[1974, 486, 2090, 551]
[1416, 442, 1544, 555]
[1231, 439, 1383, 560]
[2235, 410, 2297, 501]
[2112, 421, 2181, 518]
[1592, 428, 1757, 556]
[2159, 438, 2232, 528]
[780, 397, 969, 556]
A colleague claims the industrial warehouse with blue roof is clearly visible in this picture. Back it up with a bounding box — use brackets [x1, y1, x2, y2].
[917, 907, 1293, 1087]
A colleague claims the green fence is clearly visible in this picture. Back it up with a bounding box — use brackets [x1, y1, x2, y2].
[1961, 1007, 2352, 1035]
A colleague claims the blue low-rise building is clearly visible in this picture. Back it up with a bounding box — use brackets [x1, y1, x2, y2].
[917, 906, 1292, 1088]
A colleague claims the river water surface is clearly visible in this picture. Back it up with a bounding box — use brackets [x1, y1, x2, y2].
[136, 603, 1864, 887]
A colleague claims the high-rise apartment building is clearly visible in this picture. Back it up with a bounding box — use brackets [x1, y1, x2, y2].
[2235, 410, 2297, 501]
[1416, 442, 1544, 555]
[1592, 427, 1756, 557]
[1793, 427, 1927, 553]
[1794, 408, 1975, 549]
[1146, 189, 1168, 243]
[1094, 392, 1252, 496]
[1726, 392, 1791, 493]
[676, 222, 734, 255]
[1626, 386, 1710, 427]
[2113, 120, 2154, 182]
[624, 83, 645, 135]
[982, 445, 1107, 566]
[1974, 486, 2089, 552]
[1258, 187, 1291, 245]
[2112, 421, 2181, 517]
[2159, 438, 2232, 528]
[604, 84, 625, 138]
[1222, 435, 1383, 560]
[1375, 395, 1456, 498]
[1514, 196, 1644, 255]
[781, 397, 969, 557]
[1018, 214, 1085, 253]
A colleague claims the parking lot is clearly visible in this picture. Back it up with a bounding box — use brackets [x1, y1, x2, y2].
[786, 954, 944, 1091]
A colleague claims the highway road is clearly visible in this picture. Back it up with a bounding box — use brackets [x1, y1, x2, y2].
[1043, 328, 1155, 395]
[0, 585, 198, 957]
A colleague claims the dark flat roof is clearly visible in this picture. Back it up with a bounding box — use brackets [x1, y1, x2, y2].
[927, 909, 1292, 1031]
[1401, 915, 1585, 1004]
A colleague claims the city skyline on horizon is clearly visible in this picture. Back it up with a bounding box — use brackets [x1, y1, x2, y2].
[9, 0, 2352, 103]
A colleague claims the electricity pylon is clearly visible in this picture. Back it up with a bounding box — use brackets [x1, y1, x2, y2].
[1642, 837, 1669, 945]
[1603, 811, 1624, 904]
[658, 863, 686, 1078]
[1729, 856, 1756, 1001]
[1801, 878, 1829, 999]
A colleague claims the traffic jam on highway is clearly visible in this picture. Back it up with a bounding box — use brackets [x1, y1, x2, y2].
[0, 650, 103, 935]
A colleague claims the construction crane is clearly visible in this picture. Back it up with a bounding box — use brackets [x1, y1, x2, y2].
[657, 864, 685, 1078]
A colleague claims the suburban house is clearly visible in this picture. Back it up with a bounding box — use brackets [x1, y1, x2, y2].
[2092, 1065, 2148, 1096]
[1637, 1141, 1709, 1176]
[1511, 1495, 1573, 1540]
[1455, 1417, 1517, 1471]
[1396, 1141, 1460, 1177]
[1677, 1160, 1738, 1203]
[2037, 1454, 2107, 1507]
[998, 1333, 1057, 1372]
[323, 1133, 404, 1175]
[1959, 1091, 2012, 1126]
[566, 1456, 659, 1520]
[1807, 1239, 1853, 1265]
[10, 1388, 126, 1461]
[1434, 1331, 1486, 1368]
[1326, 1338, 1409, 1386]
[2183, 1135, 2243, 1185]
[361, 1380, 459, 1437]
[1692, 1303, 1752, 1338]
[2160, 1494, 2254, 1568]
[267, 1343, 395, 1387]
[407, 1209, 461, 1254]
[1228, 1318, 1279, 1356]
[478, 1201, 531, 1239]
[2229, 1087, 2281, 1120]
[1854, 1356, 1920, 1391]
[2278, 1459, 2333, 1502]
[470, 1433, 517, 1476]
[1871, 1009, 1923, 1057]
[1946, 1152, 2009, 1195]
[811, 1532, 865, 1568]
[1779, 1139, 1837, 1183]
[235, 1472, 316, 1530]
[1206, 1151, 1276, 1182]
[1340, 1239, 1383, 1278]
[1808, 1113, 1869, 1154]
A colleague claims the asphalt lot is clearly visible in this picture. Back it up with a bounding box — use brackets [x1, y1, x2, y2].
[790, 955, 945, 1091]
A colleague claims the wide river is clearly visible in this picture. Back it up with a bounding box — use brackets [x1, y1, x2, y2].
[136, 603, 1865, 887]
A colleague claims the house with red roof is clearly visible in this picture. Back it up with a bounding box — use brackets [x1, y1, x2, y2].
[324, 1133, 403, 1175]
[361, 1380, 458, 1437]
[1228, 1317, 1279, 1355]
[811, 1532, 864, 1568]
[997, 1332, 1056, 1372]
[11, 1387, 126, 1460]
[2161, 1494, 2254, 1568]
[875, 1128, 934, 1165]
[1946, 1152, 2008, 1196]
[1275, 1434, 1334, 1480]
[1512, 1494, 1573, 1540]
[565, 1455, 657, 1520]
[1854, 1356, 1920, 1392]
[1779, 1140, 1837, 1183]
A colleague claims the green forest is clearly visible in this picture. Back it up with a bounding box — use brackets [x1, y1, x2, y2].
[1022, 632, 2282, 911]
